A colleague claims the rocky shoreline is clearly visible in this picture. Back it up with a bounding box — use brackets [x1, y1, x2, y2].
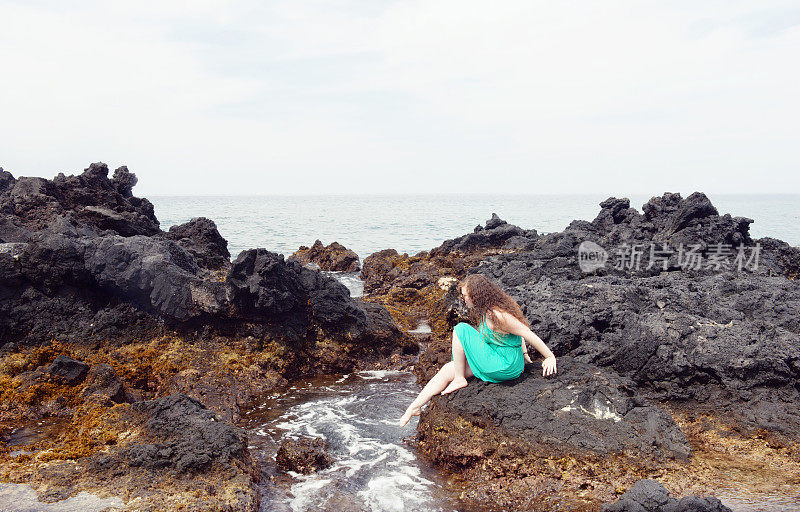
[1, 162, 799, 511]
[0, 163, 417, 510]
[395, 193, 800, 511]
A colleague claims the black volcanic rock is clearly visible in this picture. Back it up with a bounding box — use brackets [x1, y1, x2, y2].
[435, 356, 690, 460]
[0, 162, 160, 239]
[111, 165, 137, 198]
[0, 163, 405, 354]
[587, 192, 753, 253]
[165, 216, 230, 271]
[18, 231, 92, 295]
[226, 249, 305, 318]
[125, 394, 247, 474]
[82, 234, 226, 321]
[457, 192, 800, 442]
[48, 355, 90, 385]
[10, 226, 226, 323]
[226, 248, 368, 339]
[0, 167, 15, 193]
[430, 212, 539, 255]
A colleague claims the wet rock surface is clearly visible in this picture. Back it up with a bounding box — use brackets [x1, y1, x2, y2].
[275, 436, 334, 474]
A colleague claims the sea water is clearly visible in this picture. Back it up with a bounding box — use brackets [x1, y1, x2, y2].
[238, 371, 461, 512]
[149, 193, 800, 263]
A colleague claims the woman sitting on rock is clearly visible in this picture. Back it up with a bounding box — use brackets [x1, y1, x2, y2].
[398, 273, 557, 427]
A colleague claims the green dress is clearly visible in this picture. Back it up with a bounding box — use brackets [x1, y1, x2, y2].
[451, 315, 525, 383]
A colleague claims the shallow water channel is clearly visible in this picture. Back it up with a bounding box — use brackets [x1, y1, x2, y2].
[237, 370, 463, 512]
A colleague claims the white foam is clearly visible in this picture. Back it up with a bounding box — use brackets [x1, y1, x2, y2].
[288, 476, 332, 512]
[408, 320, 432, 334]
[357, 466, 436, 512]
[324, 271, 364, 298]
[259, 370, 444, 511]
[356, 370, 404, 380]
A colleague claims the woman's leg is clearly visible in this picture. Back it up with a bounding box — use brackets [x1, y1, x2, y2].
[441, 327, 471, 394]
[397, 360, 473, 426]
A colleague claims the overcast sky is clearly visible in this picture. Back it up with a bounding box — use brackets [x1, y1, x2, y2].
[1, 1, 798, 195]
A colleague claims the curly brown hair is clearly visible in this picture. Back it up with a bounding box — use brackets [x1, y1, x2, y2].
[457, 273, 530, 331]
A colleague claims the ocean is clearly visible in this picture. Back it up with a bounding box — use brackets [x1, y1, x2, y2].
[148, 194, 800, 263]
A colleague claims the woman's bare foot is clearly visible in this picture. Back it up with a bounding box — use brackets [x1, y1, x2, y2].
[441, 377, 468, 395]
[397, 404, 421, 427]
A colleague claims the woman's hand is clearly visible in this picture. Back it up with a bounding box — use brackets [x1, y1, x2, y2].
[523, 348, 533, 364]
[542, 355, 557, 377]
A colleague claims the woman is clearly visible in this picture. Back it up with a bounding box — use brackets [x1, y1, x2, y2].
[398, 273, 557, 427]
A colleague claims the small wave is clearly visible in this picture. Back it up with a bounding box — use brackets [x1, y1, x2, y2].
[356, 370, 405, 380]
[251, 370, 451, 511]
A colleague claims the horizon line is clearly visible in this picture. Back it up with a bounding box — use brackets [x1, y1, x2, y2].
[141, 191, 800, 197]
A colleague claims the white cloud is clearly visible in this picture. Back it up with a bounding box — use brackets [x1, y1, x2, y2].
[0, 0, 798, 195]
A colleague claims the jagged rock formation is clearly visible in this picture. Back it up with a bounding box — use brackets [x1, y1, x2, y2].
[0, 162, 419, 512]
[462, 192, 800, 442]
[165, 216, 231, 271]
[0, 163, 413, 365]
[0, 164, 159, 239]
[367, 192, 800, 511]
[289, 239, 360, 272]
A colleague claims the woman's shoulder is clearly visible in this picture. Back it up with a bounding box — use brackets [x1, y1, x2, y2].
[485, 308, 512, 334]
[489, 308, 527, 336]
[490, 306, 508, 317]
[489, 307, 512, 325]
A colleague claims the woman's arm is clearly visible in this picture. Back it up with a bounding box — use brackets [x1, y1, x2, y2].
[493, 308, 557, 376]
